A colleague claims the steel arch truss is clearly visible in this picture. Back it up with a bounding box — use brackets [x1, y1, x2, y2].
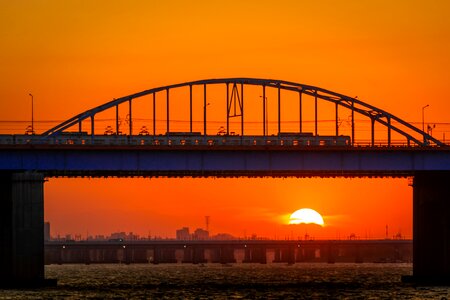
[41, 78, 445, 147]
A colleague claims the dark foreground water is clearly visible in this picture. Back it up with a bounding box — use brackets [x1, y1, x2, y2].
[1, 263, 450, 299]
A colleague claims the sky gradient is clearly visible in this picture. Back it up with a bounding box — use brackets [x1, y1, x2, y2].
[1, 0, 449, 239]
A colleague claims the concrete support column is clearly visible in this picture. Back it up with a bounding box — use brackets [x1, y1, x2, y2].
[152, 247, 162, 264]
[83, 248, 91, 265]
[259, 247, 267, 264]
[243, 247, 266, 263]
[133, 248, 149, 263]
[274, 249, 281, 262]
[287, 247, 295, 265]
[295, 247, 304, 262]
[155, 248, 176, 263]
[123, 247, 131, 264]
[209, 248, 220, 263]
[326, 245, 336, 264]
[182, 247, 193, 263]
[354, 246, 363, 263]
[192, 247, 206, 264]
[243, 247, 251, 263]
[219, 247, 236, 264]
[104, 249, 118, 263]
[406, 172, 450, 283]
[0, 172, 50, 286]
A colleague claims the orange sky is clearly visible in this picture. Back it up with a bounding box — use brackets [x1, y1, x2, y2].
[1, 1, 449, 239]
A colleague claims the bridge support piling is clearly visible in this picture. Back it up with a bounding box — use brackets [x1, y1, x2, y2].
[287, 246, 296, 265]
[403, 172, 450, 284]
[219, 247, 236, 264]
[192, 247, 206, 264]
[243, 247, 266, 264]
[0, 172, 54, 287]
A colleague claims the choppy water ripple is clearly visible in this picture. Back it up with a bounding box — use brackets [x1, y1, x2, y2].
[1, 263, 450, 299]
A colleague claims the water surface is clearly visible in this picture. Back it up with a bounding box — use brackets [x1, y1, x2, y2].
[2, 263, 450, 299]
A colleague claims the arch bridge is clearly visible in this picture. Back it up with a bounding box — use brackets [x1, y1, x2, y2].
[39, 78, 444, 147]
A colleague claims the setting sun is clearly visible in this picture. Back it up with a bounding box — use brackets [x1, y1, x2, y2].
[289, 208, 325, 226]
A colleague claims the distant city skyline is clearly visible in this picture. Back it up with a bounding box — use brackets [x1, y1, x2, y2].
[46, 221, 408, 242]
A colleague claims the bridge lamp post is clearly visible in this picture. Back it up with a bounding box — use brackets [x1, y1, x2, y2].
[422, 104, 429, 133]
[29, 93, 34, 134]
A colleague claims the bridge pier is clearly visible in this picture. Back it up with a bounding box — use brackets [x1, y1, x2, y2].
[0, 172, 55, 287]
[403, 172, 450, 284]
[287, 247, 296, 265]
[273, 247, 295, 264]
[181, 247, 206, 264]
[243, 247, 267, 264]
[326, 244, 336, 264]
[219, 247, 236, 264]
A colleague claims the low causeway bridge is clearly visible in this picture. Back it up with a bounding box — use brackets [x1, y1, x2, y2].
[45, 239, 412, 265]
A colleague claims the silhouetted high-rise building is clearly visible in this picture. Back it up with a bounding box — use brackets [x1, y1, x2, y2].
[176, 227, 190, 240]
[193, 228, 209, 240]
[110, 232, 127, 241]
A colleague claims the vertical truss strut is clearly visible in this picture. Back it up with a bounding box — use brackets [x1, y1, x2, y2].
[189, 85, 193, 133]
[278, 84, 281, 135]
[299, 91, 302, 133]
[314, 90, 318, 136]
[351, 101, 355, 146]
[335, 102, 339, 137]
[263, 85, 266, 136]
[387, 117, 391, 147]
[90, 115, 94, 139]
[226, 83, 229, 135]
[115, 105, 119, 135]
[166, 89, 169, 134]
[153, 93, 156, 136]
[241, 83, 244, 136]
[226, 83, 244, 135]
[128, 99, 132, 136]
[371, 118, 375, 146]
[204, 84, 207, 136]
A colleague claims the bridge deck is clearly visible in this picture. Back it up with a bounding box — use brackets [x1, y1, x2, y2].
[1, 144, 449, 178]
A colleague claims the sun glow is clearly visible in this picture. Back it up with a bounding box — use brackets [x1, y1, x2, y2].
[289, 208, 325, 226]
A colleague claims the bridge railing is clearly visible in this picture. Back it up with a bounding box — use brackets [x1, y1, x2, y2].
[0, 133, 353, 147]
[2, 133, 438, 148]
